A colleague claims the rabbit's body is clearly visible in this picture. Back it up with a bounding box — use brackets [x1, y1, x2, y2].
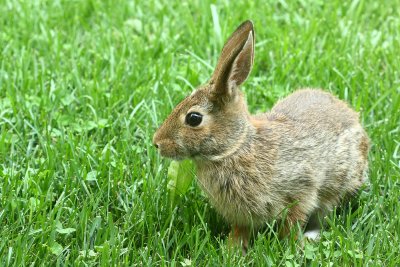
[196, 89, 368, 228]
[153, 21, 369, 251]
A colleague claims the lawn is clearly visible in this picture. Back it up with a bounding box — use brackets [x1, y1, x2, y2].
[0, 0, 399, 265]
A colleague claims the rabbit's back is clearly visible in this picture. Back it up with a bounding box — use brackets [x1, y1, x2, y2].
[265, 89, 368, 213]
[271, 89, 360, 130]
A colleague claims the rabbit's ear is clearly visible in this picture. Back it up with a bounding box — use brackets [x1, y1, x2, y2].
[210, 20, 254, 99]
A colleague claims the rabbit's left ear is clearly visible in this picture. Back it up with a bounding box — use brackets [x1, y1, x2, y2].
[210, 20, 255, 99]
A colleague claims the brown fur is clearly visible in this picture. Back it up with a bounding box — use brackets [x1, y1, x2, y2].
[359, 135, 370, 160]
[153, 21, 369, 252]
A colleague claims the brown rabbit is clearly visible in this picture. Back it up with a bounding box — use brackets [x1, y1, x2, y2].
[153, 20, 369, 253]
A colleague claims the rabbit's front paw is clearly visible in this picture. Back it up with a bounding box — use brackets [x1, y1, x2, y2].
[228, 225, 250, 255]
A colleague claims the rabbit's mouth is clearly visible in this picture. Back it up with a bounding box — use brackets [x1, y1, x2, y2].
[156, 142, 187, 160]
[159, 150, 184, 160]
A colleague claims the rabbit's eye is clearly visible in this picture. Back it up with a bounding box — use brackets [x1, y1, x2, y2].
[185, 112, 203, 127]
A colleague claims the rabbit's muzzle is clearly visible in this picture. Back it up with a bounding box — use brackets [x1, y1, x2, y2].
[153, 134, 185, 160]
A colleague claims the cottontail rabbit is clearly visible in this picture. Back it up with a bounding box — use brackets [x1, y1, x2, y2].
[153, 20, 369, 252]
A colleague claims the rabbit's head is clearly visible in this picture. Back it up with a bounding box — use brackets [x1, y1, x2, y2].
[153, 21, 255, 161]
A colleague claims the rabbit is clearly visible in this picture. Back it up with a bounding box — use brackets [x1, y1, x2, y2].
[153, 20, 369, 253]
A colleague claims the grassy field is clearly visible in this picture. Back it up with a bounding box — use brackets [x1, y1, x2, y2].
[1, 0, 399, 265]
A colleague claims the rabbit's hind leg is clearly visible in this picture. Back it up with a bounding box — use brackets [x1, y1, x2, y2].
[303, 209, 325, 241]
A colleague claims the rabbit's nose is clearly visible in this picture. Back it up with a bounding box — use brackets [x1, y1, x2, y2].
[152, 133, 160, 149]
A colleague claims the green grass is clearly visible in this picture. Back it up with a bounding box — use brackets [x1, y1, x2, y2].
[0, 0, 399, 265]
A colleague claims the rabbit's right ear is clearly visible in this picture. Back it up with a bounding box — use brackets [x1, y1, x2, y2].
[210, 20, 255, 101]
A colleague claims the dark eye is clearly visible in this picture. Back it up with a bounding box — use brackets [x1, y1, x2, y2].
[185, 112, 203, 127]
